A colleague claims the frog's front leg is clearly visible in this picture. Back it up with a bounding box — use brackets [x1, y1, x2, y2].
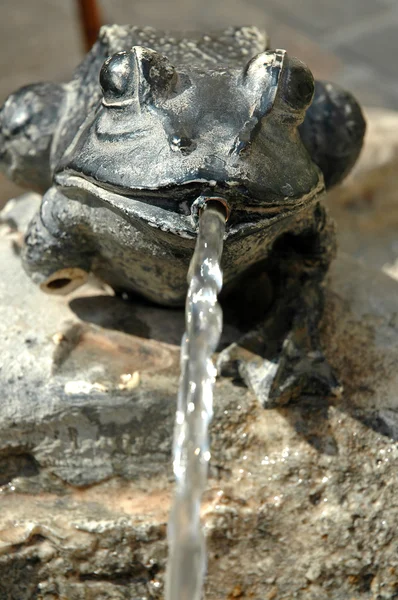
[262, 285, 342, 407]
[219, 205, 341, 408]
[22, 187, 94, 295]
[263, 204, 341, 407]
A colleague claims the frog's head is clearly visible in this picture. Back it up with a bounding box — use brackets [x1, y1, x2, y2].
[0, 83, 64, 192]
[55, 46, 324, 238]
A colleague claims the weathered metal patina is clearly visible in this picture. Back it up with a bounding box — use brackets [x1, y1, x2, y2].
[0, 26, 366, 404]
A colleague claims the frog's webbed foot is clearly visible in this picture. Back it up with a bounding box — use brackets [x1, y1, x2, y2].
[217, 322, 342, 408]
[253, 331, 341, 408]
[218, 206, 342, 408]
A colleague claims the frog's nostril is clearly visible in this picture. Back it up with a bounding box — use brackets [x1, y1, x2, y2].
[170, 135, 196, 155]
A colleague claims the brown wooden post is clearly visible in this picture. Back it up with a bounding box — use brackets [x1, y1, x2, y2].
[76, 0, 102, 52]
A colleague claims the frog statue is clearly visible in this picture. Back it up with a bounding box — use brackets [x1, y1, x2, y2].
[0, 26, 365, 406]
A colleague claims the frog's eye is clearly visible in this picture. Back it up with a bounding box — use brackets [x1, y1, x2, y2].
[281, 57, 315, 111]
[135, 47, 177, 96]
[100, 52, 133, 106]
[100, 48, 177, 108]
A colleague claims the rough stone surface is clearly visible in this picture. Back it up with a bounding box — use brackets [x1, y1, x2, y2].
[0, 110, 398, 599]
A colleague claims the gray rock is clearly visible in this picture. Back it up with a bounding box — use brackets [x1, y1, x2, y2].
[0, 196, 397, 599]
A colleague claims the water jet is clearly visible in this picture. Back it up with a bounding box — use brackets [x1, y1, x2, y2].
[166, 200, 226, 600]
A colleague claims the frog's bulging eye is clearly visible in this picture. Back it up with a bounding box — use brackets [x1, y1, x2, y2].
[100, 52, 133, 106]
[136, 47, 177, 95]
[100, 48, 177, 107]
[282, 58, 314, 111]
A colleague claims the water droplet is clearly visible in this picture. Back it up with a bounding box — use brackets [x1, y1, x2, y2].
[203, 451, 211, 462]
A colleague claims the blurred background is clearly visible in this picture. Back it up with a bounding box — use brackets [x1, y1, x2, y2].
[0, 0, 397, 205]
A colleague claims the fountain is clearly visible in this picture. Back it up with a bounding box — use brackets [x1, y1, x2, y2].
[1, 23, 391, 600]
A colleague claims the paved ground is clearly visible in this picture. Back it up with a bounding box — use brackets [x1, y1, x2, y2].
[0, 0, 397, 203]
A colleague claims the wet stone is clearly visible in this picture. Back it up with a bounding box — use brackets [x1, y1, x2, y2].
[0, 110, 398, 598]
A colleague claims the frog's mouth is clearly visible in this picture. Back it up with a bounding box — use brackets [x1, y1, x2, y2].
[55, 171, 324, 240]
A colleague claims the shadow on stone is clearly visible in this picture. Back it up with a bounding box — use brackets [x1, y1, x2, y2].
[279, 396, 339, 455]
[0, 451, 40, 486]
[70, 294, 186, 345]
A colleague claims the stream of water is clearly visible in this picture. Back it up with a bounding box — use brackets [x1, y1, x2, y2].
[165, 201, 226, 600]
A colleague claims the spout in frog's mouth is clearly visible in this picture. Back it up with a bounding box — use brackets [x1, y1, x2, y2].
[55, 171, 323, 239]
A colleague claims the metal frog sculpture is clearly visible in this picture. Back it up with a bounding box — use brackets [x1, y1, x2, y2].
[0, 26, 365, 405]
